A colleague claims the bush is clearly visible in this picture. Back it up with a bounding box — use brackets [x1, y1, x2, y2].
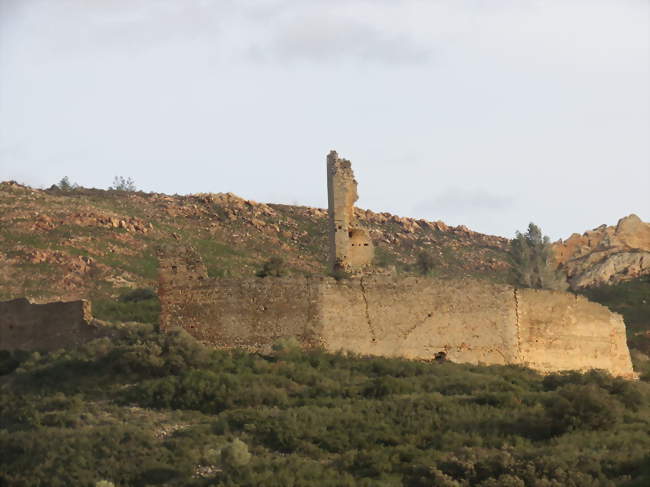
[119, 287, 157, 303]
[545, 384, 621, 434]
[257, 257, 286, 277]
[93, 296, 160, 324]
[415, 251, 438, 276]
[221, 439, 252, 468]
[329, 267, 351, 281]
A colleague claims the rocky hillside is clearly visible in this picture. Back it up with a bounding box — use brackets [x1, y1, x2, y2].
[1, 180, 648, 304]
[553, 214, 650, 289]
[0, 181, 509, 303]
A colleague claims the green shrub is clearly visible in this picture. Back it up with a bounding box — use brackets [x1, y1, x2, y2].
[545, 384, 621, 434]
[415, 251, 438, 276]
[221, 438, 252, 468]
[93, 296, 160, 324]
[256, 257, 286, 277]
[2, 326, 648, 487]
[119, 287, 157, 302]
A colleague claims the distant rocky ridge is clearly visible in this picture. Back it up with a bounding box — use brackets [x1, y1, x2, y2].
[553, 214, 650, 289]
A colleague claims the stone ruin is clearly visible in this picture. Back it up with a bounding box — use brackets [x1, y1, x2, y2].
[0, 150, 637, 379]
[0, 298, 113, 351]
[327, 151, 374, 272]
[155, 150, 636, 379]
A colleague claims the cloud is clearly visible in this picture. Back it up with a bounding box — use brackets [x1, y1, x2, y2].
[414, 188, 515, 216]
[247, 13, 433, 65]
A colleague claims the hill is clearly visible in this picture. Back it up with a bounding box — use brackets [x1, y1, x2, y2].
[0, 180, 509, 304]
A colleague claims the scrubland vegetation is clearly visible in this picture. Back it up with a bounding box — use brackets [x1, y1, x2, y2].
[1, 327, 649, 487]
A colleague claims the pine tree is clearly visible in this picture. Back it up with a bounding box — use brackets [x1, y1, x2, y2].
[510, 223, 568, 291]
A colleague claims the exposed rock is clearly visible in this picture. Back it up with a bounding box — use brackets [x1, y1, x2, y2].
[554, 214, 650, 288]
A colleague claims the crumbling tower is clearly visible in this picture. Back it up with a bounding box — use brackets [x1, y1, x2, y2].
[327, 150, 374, 272]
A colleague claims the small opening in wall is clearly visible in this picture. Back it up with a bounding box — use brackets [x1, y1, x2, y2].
[171, 265, 178, 274]
[364, 243, 369, 246]
[434, 351, 447, 362]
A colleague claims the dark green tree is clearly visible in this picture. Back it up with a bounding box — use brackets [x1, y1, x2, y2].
[510, 223, 567, 291]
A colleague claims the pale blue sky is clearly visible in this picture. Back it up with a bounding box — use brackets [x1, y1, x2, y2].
[0, 0, 648, 239]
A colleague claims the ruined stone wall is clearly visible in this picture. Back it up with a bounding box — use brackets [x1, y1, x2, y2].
[516, 289, 634, 376]
[319, 277, 519, 364]
[0, 298, 110, 351]
[326, 151, 374, 271]
[160, 277, 322, 350]
[159, 265, 635, 378]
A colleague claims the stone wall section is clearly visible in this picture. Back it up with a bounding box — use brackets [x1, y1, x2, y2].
[159, 254, 635, 378]
[319, 277, 520, 365]
[516, 289, 634, 376]
[160, 277, 322, 350]
[0, 298, 111, 351]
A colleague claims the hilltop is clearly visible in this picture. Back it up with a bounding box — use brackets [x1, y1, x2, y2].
[0, 181, 509, 303]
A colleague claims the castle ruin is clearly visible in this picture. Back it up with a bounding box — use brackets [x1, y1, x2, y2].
[157, 151, 636, 379]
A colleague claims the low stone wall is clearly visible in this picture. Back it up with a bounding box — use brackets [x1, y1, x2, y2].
[0, 298, 110, 351]
[159, 271, 636, 378]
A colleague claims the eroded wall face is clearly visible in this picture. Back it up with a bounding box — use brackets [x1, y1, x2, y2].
[516, 289, 634, 377]
[158, 259, 635, 378]
[0, 298, 106, 351]
[326, 151, 374, 271]
[160, 277, 323, 350]
[320, 277, 519, 364]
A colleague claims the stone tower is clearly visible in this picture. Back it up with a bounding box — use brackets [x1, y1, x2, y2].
[327, 150, 374, 272]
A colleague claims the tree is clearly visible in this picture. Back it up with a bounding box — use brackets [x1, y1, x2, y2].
[110, 176, 137, 192]
[510, 223, 567, 291]
[56, 176, 78, 191]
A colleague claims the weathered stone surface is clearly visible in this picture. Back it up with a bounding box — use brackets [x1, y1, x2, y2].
[159, 258, 635, 378]
[516, 289, 633, 376]
[0, 298, 112, 351]
[327, 151, 374, 272]
[554, 214, 650, 288]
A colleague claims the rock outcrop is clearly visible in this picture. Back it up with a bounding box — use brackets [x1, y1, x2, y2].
[554, 214, 650, 288]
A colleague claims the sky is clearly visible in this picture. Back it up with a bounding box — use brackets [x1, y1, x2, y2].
[0, 0, 648, 240]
